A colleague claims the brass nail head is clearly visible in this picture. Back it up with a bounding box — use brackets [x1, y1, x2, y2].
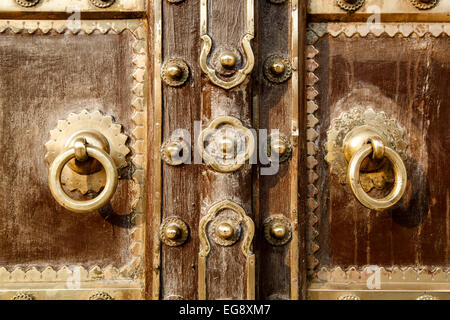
[216, 222, 234, 240]
[165, 223, 182, 240]
[271, 61, 286, 75]
[270, 223, 287, 239]
[220, 53, 237, 69]
[166, 142, 181, 158]
[166, 65, 183, 80]
[219, 136, 234, 153]
[271, 138, 287, 155]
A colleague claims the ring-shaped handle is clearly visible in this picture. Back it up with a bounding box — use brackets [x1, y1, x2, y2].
[48, 146, 118, 213]
[348, 144, 407, 211]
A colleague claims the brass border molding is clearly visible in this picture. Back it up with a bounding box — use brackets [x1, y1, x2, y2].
[197, 116, 255, 173]
[0, 20, 147, 289]
[198, 200, 255, 300]
[161, 58, 190, 87]
[200, 0, 255, 89]
[15, 0, 40, 7]
[89, 292, 114, 300]
[159, 217, 190, 247]
[90, 0, 116, 8]
[336, 0, 364, 12]
[263, 215, 292, 246]
[264, 54, 292, 84]
[410, 0, 439, 10]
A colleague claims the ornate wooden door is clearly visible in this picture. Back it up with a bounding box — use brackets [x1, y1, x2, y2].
[0, 0, 449, 301]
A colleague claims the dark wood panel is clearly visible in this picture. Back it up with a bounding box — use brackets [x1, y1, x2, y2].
[315, 34, 450, 268]
[0, 31, 136, 268]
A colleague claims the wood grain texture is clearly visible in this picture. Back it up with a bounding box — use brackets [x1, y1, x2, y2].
[0, 30, 136, 268]
[314, 33, 450, 269]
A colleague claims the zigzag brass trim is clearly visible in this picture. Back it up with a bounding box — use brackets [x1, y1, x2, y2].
[198, 200, 255, 300]
[0, 19, 147, 286]
[199, 0, 255, 90]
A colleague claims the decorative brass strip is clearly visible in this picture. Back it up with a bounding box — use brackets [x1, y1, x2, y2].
[152, 0, 163, 300]
[289, 0, 300, 300]
[0, 0, 145, 12]
[198, 200, 255, 300]
[199, 0, 255, 89]
[0, 19, 147, 288]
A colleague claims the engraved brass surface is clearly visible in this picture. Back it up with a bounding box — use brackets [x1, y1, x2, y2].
[161, 58, 190, 87]
[200, 0, 255, 89]
[264, 54, 292, 84]
[198, 116, 255, 173]
[159, 217, 190, 247]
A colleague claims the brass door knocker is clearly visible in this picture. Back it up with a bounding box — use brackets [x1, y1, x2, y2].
[326, 108, 408, 211]
[45, 110, 130, 213]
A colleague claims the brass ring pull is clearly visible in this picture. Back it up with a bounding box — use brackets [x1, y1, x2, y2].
[348, 143, 407, 211]
[48, 146, 118, 213]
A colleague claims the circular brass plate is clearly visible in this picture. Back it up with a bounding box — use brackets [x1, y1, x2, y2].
[336, 0, 365, 12]
[161, 58, 190, 87]
[264, 54, 292, 84]
[209, 217, 242, 247]
[90, 0, 115, 8]
[159, 217, 190, 247]
[410, 0, 438, 10]
[263, 215, 292, 246]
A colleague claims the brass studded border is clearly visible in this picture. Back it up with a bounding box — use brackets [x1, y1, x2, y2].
[0, 20, 147, 291]
[305, 22, 450, 280]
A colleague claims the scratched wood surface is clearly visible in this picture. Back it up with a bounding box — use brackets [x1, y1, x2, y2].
[0, 31, 136, 268]
[314, 34, 450, 268]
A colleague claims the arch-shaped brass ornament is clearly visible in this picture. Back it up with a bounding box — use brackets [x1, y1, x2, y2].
[200, 0, 255, 89]
[198, 200, 255, 300]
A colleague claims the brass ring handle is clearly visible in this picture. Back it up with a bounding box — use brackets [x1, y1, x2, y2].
[48, 146, 118, 213]
[348, 144, 407, 211]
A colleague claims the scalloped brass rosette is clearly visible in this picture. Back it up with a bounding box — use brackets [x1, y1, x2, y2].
[45, 110, 130, 196]
[198, 116, 255, 173]
[410, 0, 439, 10]
[15, 0, 40, 7]
[89, 292, 114, 300]
[90, 0, 115, 8]
[336, 0, 365, 12]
